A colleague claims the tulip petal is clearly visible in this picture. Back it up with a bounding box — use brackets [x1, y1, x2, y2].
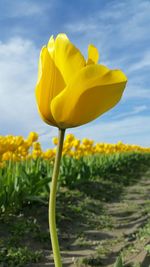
[87, 44, 99, 65]
[51, 64, 127, 128]
[35, 46, 65, 126]
[47, 35, 55, 57]
[48, 33, 86, 85]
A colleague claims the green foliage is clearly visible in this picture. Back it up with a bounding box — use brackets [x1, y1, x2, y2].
[0, 214, 46, 266]
[145, 244, 150, 254]
[78, 255, 103, 266]
[77, 254, 123, 267]
[114, 255, 123, 267]
[0, 159, 52, 213]
[138, 220, 150, 240]
[0, 246, 43, 267]
[59, 156, 91, 186]
[0, 152, 150, 213]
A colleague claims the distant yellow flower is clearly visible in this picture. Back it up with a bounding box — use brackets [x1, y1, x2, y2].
[15, 136, 24, 146]
[73, 139, 80, 149]
[52, 137, 58, 146]
[27, 132, 38, 143]
[35, 33, 127, 129]
[43, 149, 56, 160]
[65, 133, 75, 142]
[33, 142, 41, 150]
[2, 152, 12, 161]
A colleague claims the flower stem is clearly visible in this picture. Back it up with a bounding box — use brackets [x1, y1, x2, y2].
[49, 128, 65, 267]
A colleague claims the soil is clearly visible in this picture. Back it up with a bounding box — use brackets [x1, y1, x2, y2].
[1, 169, 150, 267]
[30, 169, 150, 267]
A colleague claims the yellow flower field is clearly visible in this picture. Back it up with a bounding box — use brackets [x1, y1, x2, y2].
[0, 132, 149, 168]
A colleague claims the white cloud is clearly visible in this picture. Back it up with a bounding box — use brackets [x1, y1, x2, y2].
[123, 85, 150, 100]
[39, 115, 150, 149]
[65, 0, 150, 63]
[132, 105, 148, 113]
[70, 115, 150, 147]
[113, 105, 148, 119]
[128, 51, 150, 72]
[2, 0, 50, 18]
[119, 1, 150, 43]
[0, 37, 46, 136]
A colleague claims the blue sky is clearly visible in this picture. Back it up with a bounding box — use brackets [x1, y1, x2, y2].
[0, 0, 150, 148]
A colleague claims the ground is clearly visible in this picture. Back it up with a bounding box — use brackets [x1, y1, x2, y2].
[0, 169, 150, 267]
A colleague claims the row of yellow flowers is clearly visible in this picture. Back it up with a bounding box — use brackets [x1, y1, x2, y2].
[0, 132, 150, 167]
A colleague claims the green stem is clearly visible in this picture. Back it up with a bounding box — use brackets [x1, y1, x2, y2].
[49, 128, 65, 267]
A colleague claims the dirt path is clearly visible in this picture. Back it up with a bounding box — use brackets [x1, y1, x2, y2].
[20, 171, 150, 267]
[57, 170, 150, 267]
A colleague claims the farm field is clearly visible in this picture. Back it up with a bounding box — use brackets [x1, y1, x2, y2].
[0, 133, 150, 267]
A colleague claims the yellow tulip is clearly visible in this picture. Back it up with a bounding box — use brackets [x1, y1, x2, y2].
[52, 137, 58, 145]
[35, 34, 128, 267]
[27, 132, 38, 143]
[73, 139, 80, 149]
[33, 142, 41, 150]
[65, 133, 75, 142]
[43, 149, 55, 160]
[15, 136, 24, 147]
[35, 33, 127, 129]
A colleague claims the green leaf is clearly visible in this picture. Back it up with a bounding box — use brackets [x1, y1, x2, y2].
[114, 255, 123, 267]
